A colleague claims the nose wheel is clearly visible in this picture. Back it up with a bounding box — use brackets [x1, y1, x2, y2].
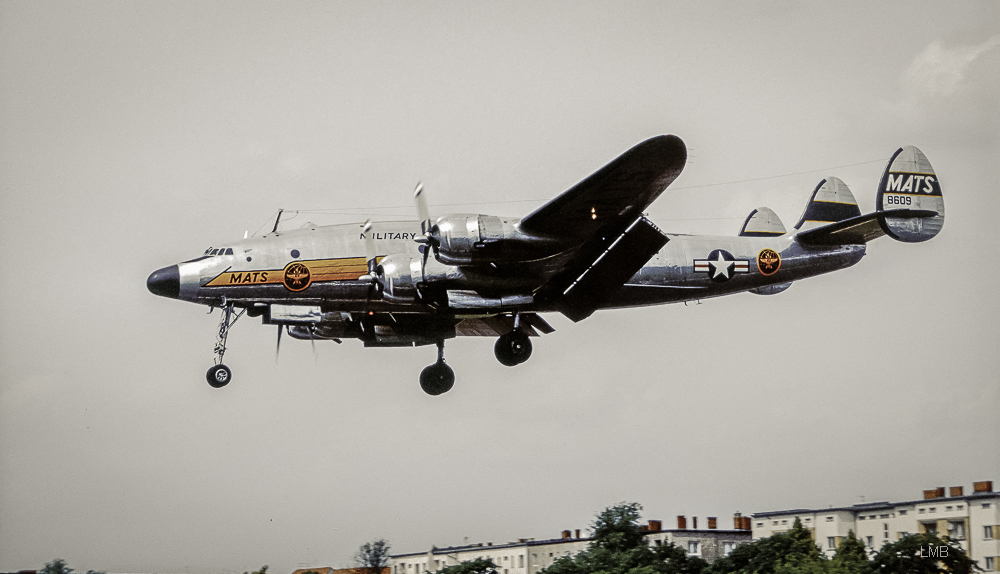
[495, 329, 532, 366]
[207, 364, 232, 388]
[419, 340, 455, 395]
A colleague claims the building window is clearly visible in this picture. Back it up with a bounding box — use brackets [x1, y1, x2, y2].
[687, 541, 699, 555]
[985, 557, 994, 571]
[948, 521, 966, 540]
[860, 516, 866, 521]
[957, 505, 963, 510]
[946, 506, 953, 511]
[884, 532, 889, 539]
[826, 517, 834, 522]
[828, 537, 836, 549]
[866, 536, 873, 547]
[804, 518, 811, 522]
[723, 542, 736, 556]
[773, 521, 779, 526]
[900, 510, 908, 515]
[985, 526, 994, 539]
[880, 514, 890, 519]
[923, 522, 938, 534]
[884, 524, 889, 531]
[756, 522, 763, 527]
[929, 508, 936, 513]
[919, 508, 926, 514]
[781, 520, 788, 525]
[519, 556, 524, 568]
[984, 503, 992, 509]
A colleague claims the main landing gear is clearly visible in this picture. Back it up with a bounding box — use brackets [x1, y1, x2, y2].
[206, 301, 244, 388]
[419, 340, 455, 396]
[495, 329, 532, 367]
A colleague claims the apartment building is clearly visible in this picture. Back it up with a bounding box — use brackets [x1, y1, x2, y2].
[751, 480, 1000, 570]
[390, 514, 752, 574]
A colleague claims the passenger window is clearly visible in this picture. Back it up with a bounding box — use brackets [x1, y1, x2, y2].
[225, 248, 234, 255]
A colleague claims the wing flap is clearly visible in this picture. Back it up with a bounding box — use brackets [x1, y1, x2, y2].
[519, 135, 686, 241]
[540, 217, 668, 322]
[796, 209, 938, 246]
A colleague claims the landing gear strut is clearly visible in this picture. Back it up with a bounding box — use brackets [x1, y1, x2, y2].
[419, 340, 455, 396]
[495, 329, 532, 366]
[206, 302, 244, 388]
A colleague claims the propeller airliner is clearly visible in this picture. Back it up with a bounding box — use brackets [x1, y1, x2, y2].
[147, 136, 944, 395]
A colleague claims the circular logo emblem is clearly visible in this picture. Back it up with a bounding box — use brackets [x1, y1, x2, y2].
[757, 248, 781, 275]
[283, 262, 311, 291]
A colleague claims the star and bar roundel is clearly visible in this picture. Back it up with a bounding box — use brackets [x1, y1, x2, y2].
[693, 249, 750, 282]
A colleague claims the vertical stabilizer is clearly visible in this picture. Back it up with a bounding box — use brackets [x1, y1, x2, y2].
[739, 207, 786, 237]
[794, 177, 862, 231]
[876, 146, 944, 242]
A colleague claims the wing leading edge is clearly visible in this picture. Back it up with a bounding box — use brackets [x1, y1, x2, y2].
[519, 135, 687, 241]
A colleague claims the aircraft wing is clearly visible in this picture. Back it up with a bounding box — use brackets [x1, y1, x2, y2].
[795, 209, 938, 246]
[519, 135, 687, 241]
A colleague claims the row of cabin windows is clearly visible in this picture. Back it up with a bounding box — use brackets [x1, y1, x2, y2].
[204, 247, 235, 256]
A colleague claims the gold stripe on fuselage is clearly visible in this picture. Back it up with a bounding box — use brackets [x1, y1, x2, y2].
[205, 256, 377, 287]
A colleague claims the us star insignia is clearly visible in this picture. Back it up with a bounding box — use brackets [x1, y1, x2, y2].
[694, 249, 749, 282]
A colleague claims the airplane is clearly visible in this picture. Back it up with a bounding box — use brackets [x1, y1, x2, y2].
[147, 135, 944, 395]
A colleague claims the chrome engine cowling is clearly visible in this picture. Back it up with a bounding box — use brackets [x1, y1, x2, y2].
[429, 214, 558, 265]
[376, 254, 464, 303]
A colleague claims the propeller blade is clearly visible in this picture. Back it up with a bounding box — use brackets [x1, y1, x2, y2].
[362, 219, 377, 274]
[275, 324, 283, 362]
[414, 182, 431, 235]
[309, 326, 317, 360]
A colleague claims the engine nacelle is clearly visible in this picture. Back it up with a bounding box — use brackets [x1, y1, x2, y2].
[429, 214, 560, 265]
[377, 254, 464, 304]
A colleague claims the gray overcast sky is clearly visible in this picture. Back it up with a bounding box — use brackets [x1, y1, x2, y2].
[1, 1, 998, 572]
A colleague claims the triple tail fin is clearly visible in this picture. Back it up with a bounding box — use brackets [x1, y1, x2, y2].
[797, 146, 943, 246]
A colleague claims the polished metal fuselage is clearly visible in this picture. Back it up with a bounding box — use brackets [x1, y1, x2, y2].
[172, 219, 865, 314]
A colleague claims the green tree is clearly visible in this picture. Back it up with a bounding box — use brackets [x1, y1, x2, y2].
[243, 566, 269, 574]
[41, 559, 73, 574]
[541, 502, 707, 574]
[707, 518, 825, 574]
[870, 532, 979, 573]
[438, 558, 500, 574]
[356, 539, 392, 574]
[829, 531, 871, 574]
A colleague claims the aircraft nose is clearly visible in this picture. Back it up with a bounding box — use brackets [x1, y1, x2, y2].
[147, 265, 180, 299]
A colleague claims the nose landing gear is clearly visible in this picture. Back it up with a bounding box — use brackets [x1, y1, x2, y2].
[206, 302, 244, 388]
[419, 340, 455, 395]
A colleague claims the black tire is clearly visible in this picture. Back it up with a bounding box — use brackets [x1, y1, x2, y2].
[419, 362, 455, 396]
[495, 331, 532, 366]
[207, 364, 232, 388]
[494, 335, 519, 366]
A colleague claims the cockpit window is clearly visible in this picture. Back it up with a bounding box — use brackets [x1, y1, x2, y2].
[225, 248, 234, 255]
[204, 247, 213, 255]
[210, 249, 219, 255]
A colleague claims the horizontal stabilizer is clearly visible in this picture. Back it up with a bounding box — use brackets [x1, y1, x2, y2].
[796, 209, 938, 246]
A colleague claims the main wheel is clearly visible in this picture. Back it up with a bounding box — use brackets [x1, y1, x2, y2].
[419, 362, 455, 396]
[495, 331, 532, 366]
[206, 364, 232, 388]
